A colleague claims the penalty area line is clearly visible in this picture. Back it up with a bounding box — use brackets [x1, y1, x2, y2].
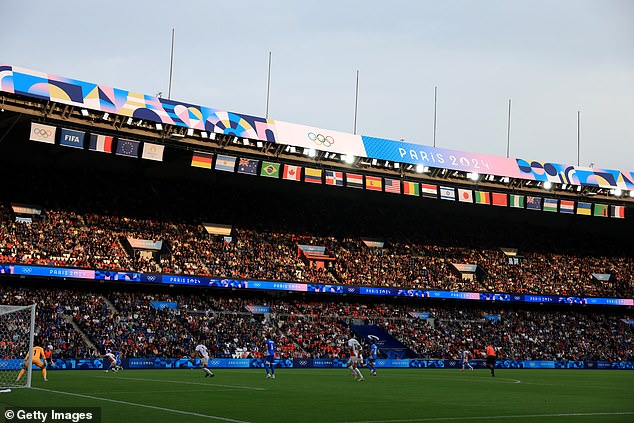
[32, 387, 251, 423]
[338, 411, 634, 423]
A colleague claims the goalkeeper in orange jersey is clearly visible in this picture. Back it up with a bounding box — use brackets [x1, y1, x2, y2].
[16, 343, 49, 382]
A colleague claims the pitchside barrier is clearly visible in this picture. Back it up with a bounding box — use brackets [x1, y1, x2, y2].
[4, 358, 632, 370]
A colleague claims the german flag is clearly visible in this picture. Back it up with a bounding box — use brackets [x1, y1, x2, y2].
[191, 151, 213, 169]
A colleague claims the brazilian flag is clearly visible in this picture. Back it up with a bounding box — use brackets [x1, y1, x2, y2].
[260, 161, 280, 178]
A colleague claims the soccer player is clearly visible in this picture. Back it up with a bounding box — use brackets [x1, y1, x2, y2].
[114, 349, 123, 372]
[103, 349, 119, 373]
[194, 342, 215, 378]
[485, 344, 497, 377]
[346, 336, 365, 381]
[16, 343, 48, 382]
[461, 348, 474, 371]
[264, 335, 276, 379]
[44, 345, 55, 369]
[368, 338, 379, 376]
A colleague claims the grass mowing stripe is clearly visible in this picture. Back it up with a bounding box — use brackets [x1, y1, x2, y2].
[32, 387, 252, 423]
[339, 411, 634, 423]
[94, 375, 267, 391]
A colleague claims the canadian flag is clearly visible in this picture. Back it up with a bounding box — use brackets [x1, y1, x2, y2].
[283, 164, 301, 181]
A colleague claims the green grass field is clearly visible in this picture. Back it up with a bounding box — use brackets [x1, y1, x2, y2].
[1, 369, 633, 423]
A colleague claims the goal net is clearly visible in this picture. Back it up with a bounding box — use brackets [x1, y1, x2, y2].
[0, 304, 36, 389]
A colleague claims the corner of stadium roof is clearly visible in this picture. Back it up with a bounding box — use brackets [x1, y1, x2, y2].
[1, 63, 633, 204]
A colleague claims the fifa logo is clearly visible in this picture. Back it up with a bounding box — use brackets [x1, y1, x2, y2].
[65, 135, 80, 143]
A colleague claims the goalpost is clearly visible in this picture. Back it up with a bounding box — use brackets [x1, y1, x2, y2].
[0, 304, 36, 391]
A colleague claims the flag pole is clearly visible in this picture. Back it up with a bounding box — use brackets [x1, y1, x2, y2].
[577, 110, 580, 166]
[506, 99, 511, 158]
[168, 29, 175, 100]
[354, 70, 359, 134]
[433, 86, 437, 147]
[266, 51, 272, 119]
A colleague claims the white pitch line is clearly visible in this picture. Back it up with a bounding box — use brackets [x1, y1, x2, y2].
[94, 375, 267, 391]
[32, 387, 251, 423]
[338, 411, 634, 423]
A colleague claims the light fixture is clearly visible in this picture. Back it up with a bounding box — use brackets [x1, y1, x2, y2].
[102, 112, 109, 120]
[576, 185, 582, 192]
[155, 123, 163, 131]
[612, 188, 623, 196]
[289, 146, 296, 154]
[256, 141, 263, 148]
[343, 154, 355, 164]
[561, 184, 567, 190]
[209, 133, 216, 140]
[187, 128, 194, 136]
[200, 131, 208, 138]
[501, 177, 510, 184]
[126, 117, 133, 125]
[543, 181, 552, 190]
[371, 159, 378, 166]
[630, 191, 634, 198]
[308, 148, 316, 158]
[394, 163, 400, 169]
[80, 109, 89, 117]
[136, 119, 142, 127]
[384, 161, 391, 168]
[467, 172, 480, 181]
[242, 139, 250, 146]
[416, 164, 426, 173]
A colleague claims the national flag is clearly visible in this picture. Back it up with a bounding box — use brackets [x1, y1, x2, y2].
[215, 154, 236, 172]
[304, 167, 322, 184]
[115, 139, 141, 158]
[325, 170, 344, 186]
[491, 193, 507, 207]
[260, 161, 280, 178]
[611, 205, 625, 219]
[384, 178, 401, 194]
[237, 158, 259, 175]
[283, 164, 302, 181]
[89, 134, 114, 153]
[346, 173, 364, 189]
[559, 200, 574, 214]
[510, 194, 525, 209]
[30, 122, 57, 144]
[59, 128, 85, 149]
[402, 181, 419, 196]
[543, 198, 558, 212]
[141, 142, 165, 161]
[440, 186, 455, 201]
[365, 176, 383, 191]
[576, 202, 592, 216]
[526, 196, 542, 210]
[191, 151, 213, 169]
[458, 189, 473, 203]
[474, 191, 490, 205]
[421, 184, 438, 198]
[594, 204, 609, 217]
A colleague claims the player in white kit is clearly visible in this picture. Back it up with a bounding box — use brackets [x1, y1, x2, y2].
[346, 337, 365, 381]
[194, 343, 215, 378]
[461, 349, 474, 371]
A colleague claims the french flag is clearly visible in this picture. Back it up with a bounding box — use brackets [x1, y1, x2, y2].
[89, 134, 113, 153]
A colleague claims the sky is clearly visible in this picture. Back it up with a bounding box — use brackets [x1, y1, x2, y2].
[2, 0, 633, 171]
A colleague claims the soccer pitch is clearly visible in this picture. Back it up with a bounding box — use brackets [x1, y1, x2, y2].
[1, 369, 633, 423]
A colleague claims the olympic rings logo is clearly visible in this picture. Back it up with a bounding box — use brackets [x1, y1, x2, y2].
[308, 132, 335, 147]
[34, 128, 53, 137]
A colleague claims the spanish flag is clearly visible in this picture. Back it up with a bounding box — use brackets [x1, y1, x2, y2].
[365, 176, 383, 191]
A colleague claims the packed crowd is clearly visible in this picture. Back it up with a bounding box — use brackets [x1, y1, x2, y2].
[1, 283, 631, 362]
[1, 203, 632, 298]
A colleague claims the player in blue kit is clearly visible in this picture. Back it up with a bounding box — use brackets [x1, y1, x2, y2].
[368, 338, 379, 376]
[264, 335, 276, 379]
